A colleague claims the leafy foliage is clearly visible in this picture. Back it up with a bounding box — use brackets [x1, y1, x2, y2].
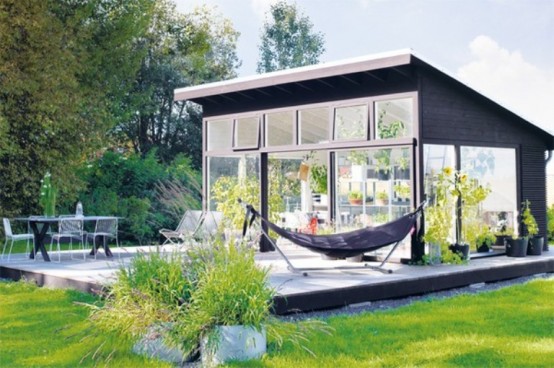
[0, 0, 155, 217]
[257, 0, 325, 73]
[76, 151, 201, 244]
[521, 200, 539, 237]
[548, 204, 554, 241]
[113, 1, 240, 168]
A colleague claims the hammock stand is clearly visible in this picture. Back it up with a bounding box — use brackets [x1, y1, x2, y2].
[241, 200, 426, 276]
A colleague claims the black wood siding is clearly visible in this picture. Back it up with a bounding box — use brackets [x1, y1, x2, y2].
[418, 68, 549, 239]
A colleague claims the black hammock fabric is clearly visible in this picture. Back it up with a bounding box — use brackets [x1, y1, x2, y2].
[245, 205, 422, 259]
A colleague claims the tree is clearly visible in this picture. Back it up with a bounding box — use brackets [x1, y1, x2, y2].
[257, 0, 325, 73]
[113, 2, 241, 168]
[0, 0, 154, 216]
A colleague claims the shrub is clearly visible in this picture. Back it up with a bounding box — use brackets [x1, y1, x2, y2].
[547, 204, 554, 241]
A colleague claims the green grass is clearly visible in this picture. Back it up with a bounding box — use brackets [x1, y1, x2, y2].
[232, 278, 554, 367]
[0, 281, 171, 368]
[1, 278, 553, 367]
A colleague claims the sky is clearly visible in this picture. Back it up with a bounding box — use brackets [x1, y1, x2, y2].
[175, 0, 554, 170]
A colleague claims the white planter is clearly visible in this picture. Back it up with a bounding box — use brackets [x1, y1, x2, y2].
[201, 325, 266, 366]
[351, 165, 366, 182]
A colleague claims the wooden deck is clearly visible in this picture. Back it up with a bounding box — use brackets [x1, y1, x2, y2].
[1, 244, 553, 315]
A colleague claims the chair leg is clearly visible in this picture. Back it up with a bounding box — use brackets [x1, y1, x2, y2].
[6, 239, 15, 262]
[1, 238, 7, 261]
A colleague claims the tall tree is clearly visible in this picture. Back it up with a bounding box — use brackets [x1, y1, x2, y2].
[113, 2, 241, 168]
[0, 0, 154, 216]
[257, 0, 325, 73]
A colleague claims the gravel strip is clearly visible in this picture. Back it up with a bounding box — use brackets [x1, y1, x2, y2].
[279, 272, 554, 321]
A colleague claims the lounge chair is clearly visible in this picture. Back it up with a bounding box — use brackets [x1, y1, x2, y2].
[159, 210, 203, 245]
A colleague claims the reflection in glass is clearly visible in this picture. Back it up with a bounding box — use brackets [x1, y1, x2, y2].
[299, 107, 329, 144]
[461, 146, 517, 237]
[334, 105, 368, 141]
[208, 154, 260, 230]
[234, 117, 259, 149]
[207, 119, 232, 151]
[375, 98, 413, 139]
[335, 147, 412, 229]
[265, 111, 295, 147]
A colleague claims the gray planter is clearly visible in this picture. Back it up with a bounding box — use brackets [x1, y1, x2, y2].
[133, 324, 198, 365]
[527, 236, 543, 256]
[202, 325, 266, 366]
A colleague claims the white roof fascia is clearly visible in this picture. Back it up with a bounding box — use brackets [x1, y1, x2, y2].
[174, 49, 413, 101]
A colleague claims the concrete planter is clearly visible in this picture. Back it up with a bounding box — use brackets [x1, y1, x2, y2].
[202, 325, 266, 366]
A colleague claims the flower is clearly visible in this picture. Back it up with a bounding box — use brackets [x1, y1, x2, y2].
[443, 167, 453, 176]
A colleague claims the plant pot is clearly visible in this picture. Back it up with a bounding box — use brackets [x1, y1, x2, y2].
[428, 243, 442, 265]
[506, 237, 528, 257]
[495, 235, 509, 246]
[377, 170, 390, 181]
[394, 167, 410, 180]
[375, 199, 389, 206]
[476, 243, 491, 253]
[348, 198, 363, 205]
[351, 165, 366, 182]
[201, 325, 266, 366]
[133, 324, 199, 364]
[449, 243, 470, 260]
[527, 236, 543, 256]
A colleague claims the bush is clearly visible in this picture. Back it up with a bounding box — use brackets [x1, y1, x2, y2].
[76, 151, 201, 244]
[548, 205, 554, 241]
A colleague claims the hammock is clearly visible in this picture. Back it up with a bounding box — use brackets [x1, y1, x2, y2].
[241, 201, 426, 275]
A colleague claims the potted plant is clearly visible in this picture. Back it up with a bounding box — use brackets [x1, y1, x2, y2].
[310, 163, 328, 204]
[393, 183, 410, 203]
[179, 241, 274, 365]
[522, 200, 543, 256]
[373, 149, 391, 180]
[394, 149, 410, 180]
[39, 171, 57, 217]
[348, 190, 363, 205]
[475, 227, 496, 253]
[375, 190, 389, 206]
[347, 150, 367, 181]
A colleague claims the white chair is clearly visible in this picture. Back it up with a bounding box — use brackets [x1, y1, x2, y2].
[2, 218, 34, 262]
[87, 217, 119, 259]
[50, 217, 86, 262]
[159, 210, 203, 245]
[196, 211, 224, 240]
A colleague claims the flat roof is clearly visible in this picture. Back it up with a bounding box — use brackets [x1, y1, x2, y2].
[174, 49, 413, 101]
[174, 49, 554, 147]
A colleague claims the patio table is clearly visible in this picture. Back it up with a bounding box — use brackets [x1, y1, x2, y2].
[15, 216, 119, 262]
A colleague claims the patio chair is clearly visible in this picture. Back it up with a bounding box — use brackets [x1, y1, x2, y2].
[196, 211, 224, 240]
[87, 217, 119, 260]
[50, 217, 86, 262]
[159, 210, 203, 245]
[2, 218, 34, 262]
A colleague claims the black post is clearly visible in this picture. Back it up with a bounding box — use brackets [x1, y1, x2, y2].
[259, 153, 274, 252]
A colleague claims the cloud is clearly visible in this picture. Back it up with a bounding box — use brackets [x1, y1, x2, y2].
[457, 35, 554, 133]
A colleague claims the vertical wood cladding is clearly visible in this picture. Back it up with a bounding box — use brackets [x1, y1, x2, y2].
[419, 68, 549, 238]
[521, 146, 547, 238]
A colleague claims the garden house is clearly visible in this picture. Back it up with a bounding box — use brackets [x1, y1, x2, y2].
[174, 50, 554, 261]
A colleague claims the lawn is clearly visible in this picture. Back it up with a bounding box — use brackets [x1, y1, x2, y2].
[0, 278, 552, 367]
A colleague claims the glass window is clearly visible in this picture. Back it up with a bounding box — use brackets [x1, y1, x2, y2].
[299, 107, 329, 144]
[208, 154, 260, 229]
[375, 98, 413, 140]
[207, 119, 232, 151]
[265, 111, 295, 146]
[461, 146, 517, 237]
[234, 117, 259, 149]
[334, 105, 368, 141]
